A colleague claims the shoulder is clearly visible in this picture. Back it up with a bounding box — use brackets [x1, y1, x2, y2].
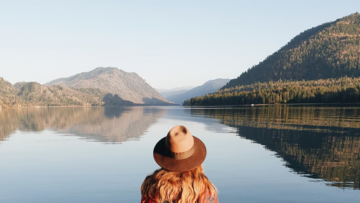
[201, 192, 219, 203]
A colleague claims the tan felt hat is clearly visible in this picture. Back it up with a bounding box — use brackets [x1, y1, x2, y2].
[153, 125, 207, 172]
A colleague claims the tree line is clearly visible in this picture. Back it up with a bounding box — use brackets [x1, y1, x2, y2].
[184, 77, 360, 105]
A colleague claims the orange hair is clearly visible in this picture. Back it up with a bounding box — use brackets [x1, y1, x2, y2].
[141, 165, 217, 203]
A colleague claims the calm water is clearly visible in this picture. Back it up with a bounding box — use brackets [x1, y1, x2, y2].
[0, 106, 360, 203]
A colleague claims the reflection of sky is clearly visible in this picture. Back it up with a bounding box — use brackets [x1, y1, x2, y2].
[0, 107, 360, 203]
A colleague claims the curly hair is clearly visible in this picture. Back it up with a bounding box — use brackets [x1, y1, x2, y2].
[141, 165, 217, 203]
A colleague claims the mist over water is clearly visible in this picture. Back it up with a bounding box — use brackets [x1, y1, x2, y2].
[0, 106, 359, 202]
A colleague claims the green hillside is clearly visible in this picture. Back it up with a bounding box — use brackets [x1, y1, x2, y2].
[184, 77, 360, 105]
[223, 13, 360, 89]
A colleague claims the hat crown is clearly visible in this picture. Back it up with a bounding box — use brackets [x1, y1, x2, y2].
[153, 125, 207, 172]
[166, 126, 194, 153]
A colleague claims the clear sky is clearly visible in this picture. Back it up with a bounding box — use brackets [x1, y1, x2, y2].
[1, 0, 359, 89]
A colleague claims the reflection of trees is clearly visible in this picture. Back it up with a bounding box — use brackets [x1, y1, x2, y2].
[0, 107, 166, 143]
[190, 106, 360, 190]
[189, 106, 360, 130]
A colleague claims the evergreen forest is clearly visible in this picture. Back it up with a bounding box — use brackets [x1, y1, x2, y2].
[183, 77, 360, 105]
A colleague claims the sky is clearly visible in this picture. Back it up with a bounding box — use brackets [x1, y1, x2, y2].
[1, 0, 359, 89]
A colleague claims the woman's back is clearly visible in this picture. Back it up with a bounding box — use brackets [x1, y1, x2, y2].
[140, 126, 219, 203]
[141, 165, 218, 203]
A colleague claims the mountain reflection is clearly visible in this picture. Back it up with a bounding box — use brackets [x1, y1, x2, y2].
[0, 107, 166, 143]
[189, 106, 360, 190]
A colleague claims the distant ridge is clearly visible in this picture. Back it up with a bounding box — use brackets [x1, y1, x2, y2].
[157, 86, 194, 93]
[45, 67, 171, 105]
[164, 78, 230, 104]
[0, 68, 174, 107]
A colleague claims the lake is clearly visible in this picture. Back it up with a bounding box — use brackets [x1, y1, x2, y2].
[0, 106, 359, 203]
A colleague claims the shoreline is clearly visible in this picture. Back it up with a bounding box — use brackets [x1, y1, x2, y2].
[183, 102, 360, 108]
[2, 102, 360, 109]
[0, 103, 179, 109]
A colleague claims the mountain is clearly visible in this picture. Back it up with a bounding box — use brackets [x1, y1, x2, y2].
[157, 86, 194, 98]
[157, 86, 194, 93]
[0, 77, 20, 106]
[159, 89, 190, 99]
[17, 82, 105, 106]
[185, 13, 360, 106]
[0, 79, 104, 107]
[165, 78, 230, 104]
[14, 82, 28, 89]
[0, 78, 110, 107]
[0, 73, 171, 107]
[223, 13, 360, 89]
[45, 67, 171, 105]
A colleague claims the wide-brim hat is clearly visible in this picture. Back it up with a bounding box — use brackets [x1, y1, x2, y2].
[153, 125, 207, 172]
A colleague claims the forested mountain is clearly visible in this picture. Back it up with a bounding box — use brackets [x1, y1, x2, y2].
[46, 67, 170, 105]
[223, 13, 360, 89]
[186, 13, 360, 106]
[165, 79, 230, 104]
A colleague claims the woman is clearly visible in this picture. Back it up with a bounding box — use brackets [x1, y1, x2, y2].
[141, 125, 219, 203]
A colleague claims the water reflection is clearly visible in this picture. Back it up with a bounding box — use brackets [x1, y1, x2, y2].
[0, 107, 166, 143]
[189, 106, 360, 190]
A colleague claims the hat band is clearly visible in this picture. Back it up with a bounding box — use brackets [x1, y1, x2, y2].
[168, 145, 195, 160]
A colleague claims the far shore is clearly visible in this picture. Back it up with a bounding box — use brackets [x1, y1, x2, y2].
[0, 103, 179, 109]
[183, 102, 360, 108]
[2, 102, 360, 109]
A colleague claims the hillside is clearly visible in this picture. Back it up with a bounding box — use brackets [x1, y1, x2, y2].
[184, 77, 360, 105]
[0, 76, 168, 107]
[0, 77, 21, 106]
[46, 67, 171, 105]
[160, 89, 188, 98]
[157, 86, 194, 98]
[14, 82, 27, 89]
[223, 13, 360, 89]
[165, 78, 230, 104]
[17, 82, 105, 106]
[0, 78, 108, 107]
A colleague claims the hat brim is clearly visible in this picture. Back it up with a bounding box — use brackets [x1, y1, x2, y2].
[153, 136, 207, 172]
